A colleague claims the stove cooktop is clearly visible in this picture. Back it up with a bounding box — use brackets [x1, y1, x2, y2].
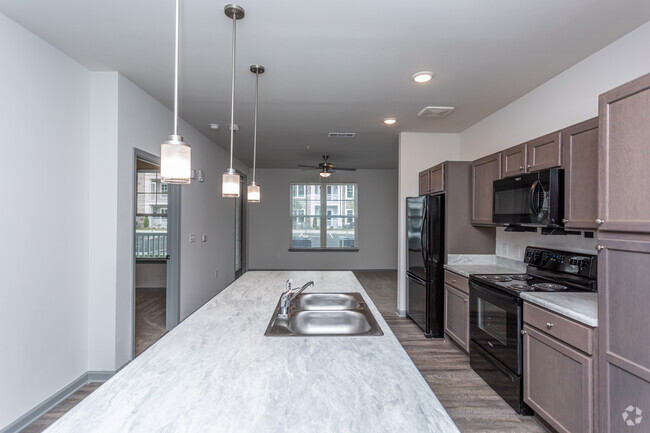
[471, 273, 579, 296]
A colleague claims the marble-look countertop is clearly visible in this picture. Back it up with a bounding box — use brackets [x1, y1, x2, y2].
[520, 292, 598, 327]
[444, 255, 527, 278]
[44, 271, 459, 433]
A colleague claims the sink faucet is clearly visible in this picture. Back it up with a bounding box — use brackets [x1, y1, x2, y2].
[278, 280, 314, 317]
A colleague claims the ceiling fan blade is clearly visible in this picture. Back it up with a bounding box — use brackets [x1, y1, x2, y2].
[332, 167, 357, 171]
[298, 165, 320, 169]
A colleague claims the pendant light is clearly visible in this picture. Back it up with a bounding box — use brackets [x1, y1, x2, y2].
[161, 0, 191, 184]
[247, 64, 264, 203]
[222, 4, 245, 198]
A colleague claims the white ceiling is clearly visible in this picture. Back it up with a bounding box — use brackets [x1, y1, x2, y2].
[1, 1, 649, 169]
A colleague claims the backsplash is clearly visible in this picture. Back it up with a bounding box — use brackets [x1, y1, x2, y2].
[496, 227, 598, 261]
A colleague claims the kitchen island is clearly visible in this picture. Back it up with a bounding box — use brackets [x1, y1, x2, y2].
[44, 271, 459, 433]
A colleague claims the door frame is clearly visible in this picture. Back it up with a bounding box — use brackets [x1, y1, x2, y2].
[132, 149, 181, 361]
[234, 171, 247, 279]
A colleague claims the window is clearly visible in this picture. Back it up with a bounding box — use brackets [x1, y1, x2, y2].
[136, 171, 168, 259]
[290, 183, 357, 249]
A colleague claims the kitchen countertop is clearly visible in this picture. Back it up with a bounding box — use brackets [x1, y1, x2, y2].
[444, 255, 527, 278]
[520, 292, 598, 327]
[44, 271, 459, 433]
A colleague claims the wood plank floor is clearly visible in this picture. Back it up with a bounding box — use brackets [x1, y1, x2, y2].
[354, 270, 550, 433]
[135, 289, 167, 357]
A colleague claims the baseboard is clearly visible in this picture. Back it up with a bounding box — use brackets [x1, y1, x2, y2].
[247, 268, 397, 272]
[395, 309, 408, 317]
[0, 370, 115, 433]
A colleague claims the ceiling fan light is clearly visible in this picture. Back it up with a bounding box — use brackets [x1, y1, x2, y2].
[161, 135, 191, 184]
[222, 168, 240, 197]
[247, 182, 260, 203]
[319, 171, 331, 178]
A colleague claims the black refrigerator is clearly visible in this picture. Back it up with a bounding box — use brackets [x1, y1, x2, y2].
[406, 194, 445, 338]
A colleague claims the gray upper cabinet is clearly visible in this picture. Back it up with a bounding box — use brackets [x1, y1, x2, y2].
[501, 132, 562, 179]
[502, 143, 527, 178]
[418, 169, 430, 196]
[471, 152, 502, 225]
[528, 131, 562, 172]
[562, 118, 599, 231]
[598, 73, 650, 234]
[429, 163, 445, 193]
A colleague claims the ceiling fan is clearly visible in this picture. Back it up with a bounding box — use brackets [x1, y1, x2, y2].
[298, 154, 357, 178]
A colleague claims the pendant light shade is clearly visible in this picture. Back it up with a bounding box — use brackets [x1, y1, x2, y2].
[161, 0, 191, 184]
[247, 182, 260, 202]
[221, 4, 244, 198]
[248, 64, 264, 203]
[222, 168, 240, 197]
[161, 135, 191, 183]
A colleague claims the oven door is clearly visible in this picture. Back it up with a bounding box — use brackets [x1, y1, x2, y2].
[469, 281, 522, 374]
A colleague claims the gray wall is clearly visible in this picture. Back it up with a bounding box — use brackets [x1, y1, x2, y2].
[249, 169, 398, 270]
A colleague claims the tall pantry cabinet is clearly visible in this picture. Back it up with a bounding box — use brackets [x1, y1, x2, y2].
[597, 73, 650, 433]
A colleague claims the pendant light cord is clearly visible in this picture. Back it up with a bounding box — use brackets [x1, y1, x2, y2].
[253, 70, 258, 183]
[173, 0, 180, 136]
[229, 15, 237, 170]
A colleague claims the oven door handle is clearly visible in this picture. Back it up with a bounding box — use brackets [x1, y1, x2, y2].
[530, 180, 541, 215]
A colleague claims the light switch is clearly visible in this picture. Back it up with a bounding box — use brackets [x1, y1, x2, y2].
[201, 234, 207, 242]
[198, 170, 205, 183]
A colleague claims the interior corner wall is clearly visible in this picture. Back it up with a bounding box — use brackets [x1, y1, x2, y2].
[397, 133, 460, 313]
[247, 168, 398, 270]
[0, 13, 91, 430]
[460, 21, 650, 160]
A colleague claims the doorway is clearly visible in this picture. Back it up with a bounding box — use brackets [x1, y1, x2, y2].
[234, 173, 246, 279]
[132, 150, 180, 358]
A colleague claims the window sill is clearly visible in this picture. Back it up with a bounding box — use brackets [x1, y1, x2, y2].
[288, 248, 359, 252]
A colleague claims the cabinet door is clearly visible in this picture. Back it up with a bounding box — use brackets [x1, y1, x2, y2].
[429, 163, 445, 193]
[502, 143, 527, 178]
[471, 152, 501, 225]
[528, 131, 562, 172]
[598, 73, 650, 234]
[562, 118, 599, 230]
[444, 284, 469, 352]
[523, 325, 593, 433]
[597, 236, 650, 433]
[418, 169, 430, 195]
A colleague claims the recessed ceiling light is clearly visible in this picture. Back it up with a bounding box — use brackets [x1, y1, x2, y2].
[209, 123, 220, 129]
[383, 118, 398, 125]
[412, 71, 434, 83]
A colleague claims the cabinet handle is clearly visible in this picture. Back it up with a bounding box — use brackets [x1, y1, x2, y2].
[452, 279, 457, 283]
[596, 245, 604, 251]
[562, 218, 568, 224]
[527, 164, 533, 169]
[463, 298, 468, 303]
[519, 166, 524, 171]
[595, 218, 605, 224]
[546, 322, 554, 329]
[521, 329, 527, 335]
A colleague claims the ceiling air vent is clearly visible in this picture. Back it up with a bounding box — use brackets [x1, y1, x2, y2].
[417, 106, 455, 118]
[328, 132, 356, 138]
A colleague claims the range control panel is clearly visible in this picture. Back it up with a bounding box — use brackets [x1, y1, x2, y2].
[524, 247, 597, 279]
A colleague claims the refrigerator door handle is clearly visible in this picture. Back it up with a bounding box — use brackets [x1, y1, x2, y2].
[420, 204, 428, 268]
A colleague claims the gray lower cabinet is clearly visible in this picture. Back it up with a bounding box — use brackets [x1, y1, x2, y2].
[523, 324, 594, 433]
[523, 302, 596, 433]
[444, 284, 469, 352]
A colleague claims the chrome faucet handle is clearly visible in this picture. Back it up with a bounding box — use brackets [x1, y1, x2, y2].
[284, 279, 293, 293]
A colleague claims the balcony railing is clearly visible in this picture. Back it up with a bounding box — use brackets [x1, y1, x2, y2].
[136, 232, 168, 259]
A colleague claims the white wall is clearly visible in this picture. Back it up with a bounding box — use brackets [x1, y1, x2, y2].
[397, 133, 460, 313]
[460, 22, 650, 160]
[0, 13, 91, 429]
[248, 169, 398, 270]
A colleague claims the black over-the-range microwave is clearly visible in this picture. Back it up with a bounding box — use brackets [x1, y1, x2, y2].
[492, 168, 564, 227]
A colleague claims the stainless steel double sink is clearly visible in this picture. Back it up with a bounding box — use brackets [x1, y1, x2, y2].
[264, 292, 384, 337]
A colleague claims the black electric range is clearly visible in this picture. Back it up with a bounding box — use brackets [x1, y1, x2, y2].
[468, 246, 597, 415]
